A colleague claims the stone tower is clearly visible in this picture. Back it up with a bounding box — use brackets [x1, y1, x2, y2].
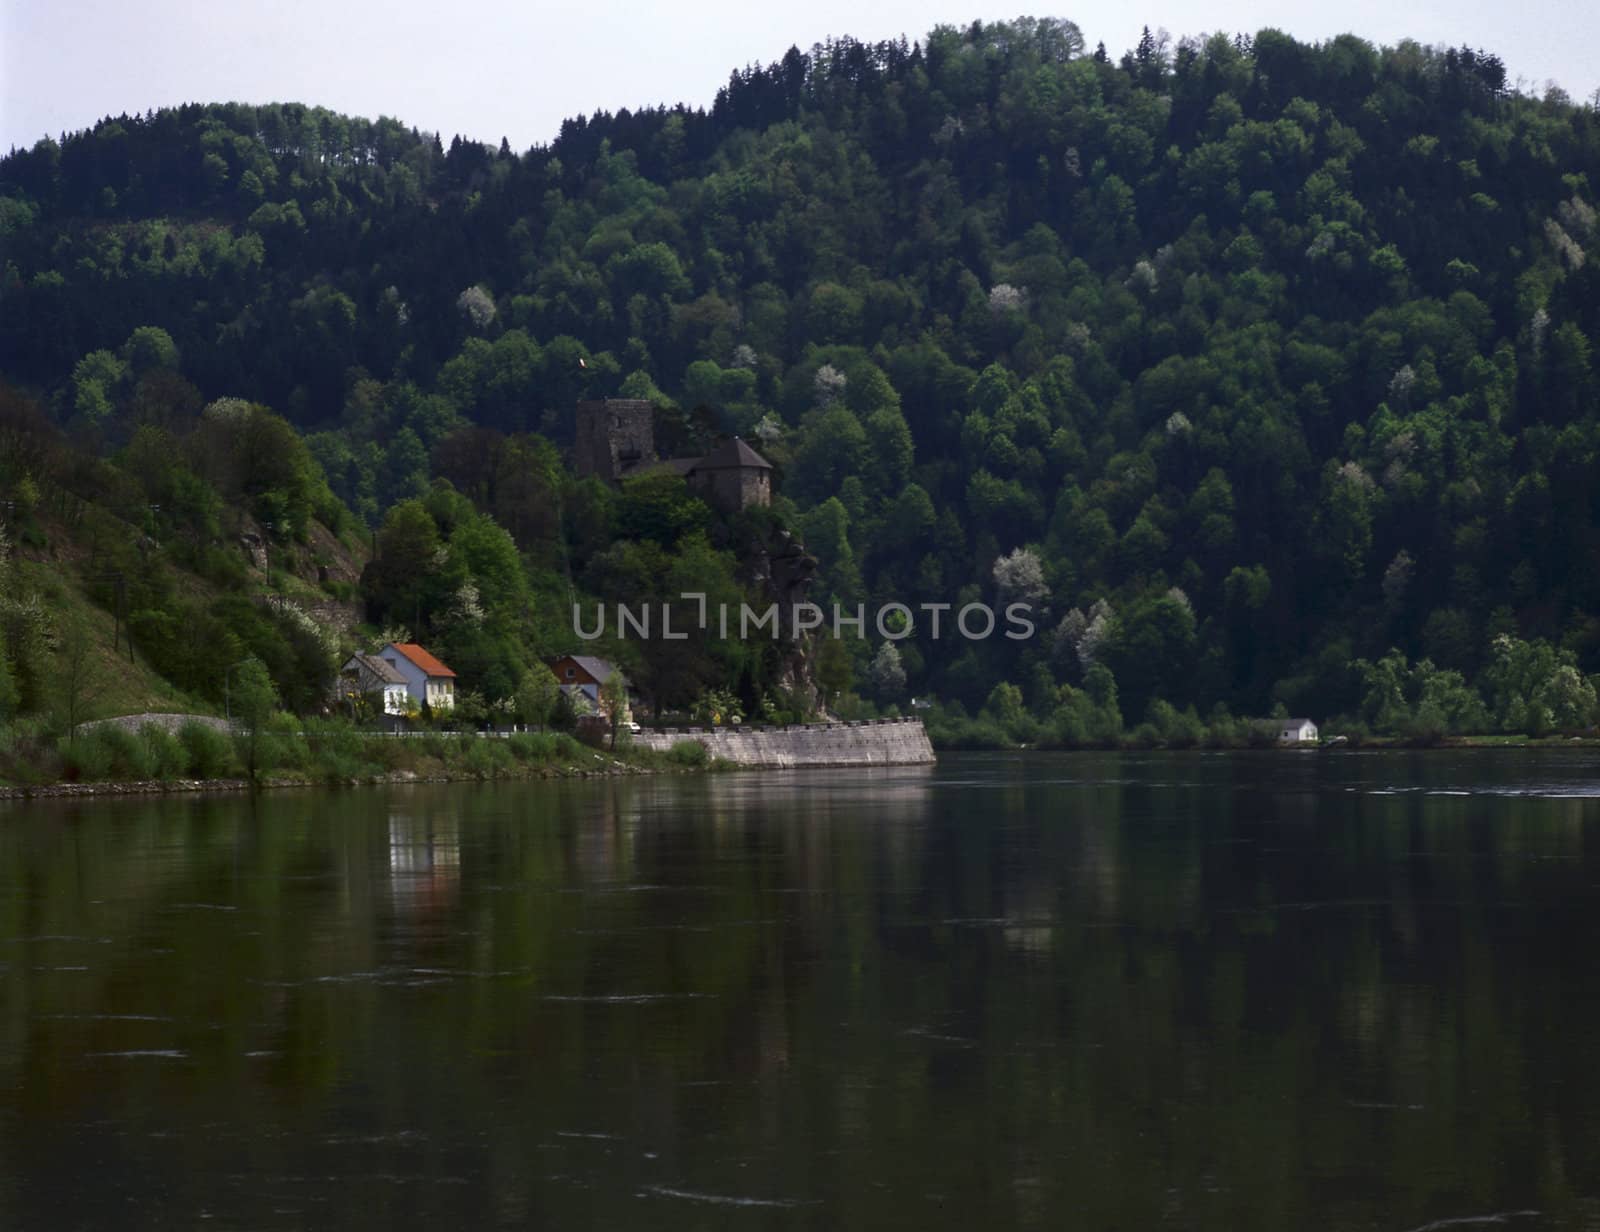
[574, 399, 656, 483]
[687, 436, 774, 512]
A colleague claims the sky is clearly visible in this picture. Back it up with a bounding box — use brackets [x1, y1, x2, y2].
[4, 0, 1598, 155]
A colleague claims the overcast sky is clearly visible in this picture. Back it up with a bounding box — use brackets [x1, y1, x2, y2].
[4, 0, 1597, 155]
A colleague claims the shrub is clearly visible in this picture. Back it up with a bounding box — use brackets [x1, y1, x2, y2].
[668, 739, 710, 767]
[300, 717, 377, 782]
[99, 726, 154, 779]
[62, 730, 114, 781]
[1, 718, 59, 785]
[178, 721, 235, 778]
[463, 736, 514, 779]
[139, 724, 187, 779]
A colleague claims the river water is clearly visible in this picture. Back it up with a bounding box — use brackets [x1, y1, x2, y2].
[3, 751, 1600, 1229]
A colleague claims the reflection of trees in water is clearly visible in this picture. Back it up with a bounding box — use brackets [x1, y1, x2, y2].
[5, 760, 1600, 1227]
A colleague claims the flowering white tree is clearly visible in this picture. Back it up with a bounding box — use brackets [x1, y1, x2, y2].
[1544, 219, 1586, 270]
[1055, 599, 1113, 672]
[456, 284, 497, 330]
[754, 412, 784, 445]
[988, 283, 1028, 316]
[1126, 260, 1158, 294]
[1079, 599, 1113, 670]
[450, 580, 486, 626]
[866, 642, 907, 699]
[1531, 307, 1551, 359]
[1557, 194, 1596, 240]
[993, 547, 1049, 606]
[814, 363, 847, 408]
[1337, 460, 1375, 491]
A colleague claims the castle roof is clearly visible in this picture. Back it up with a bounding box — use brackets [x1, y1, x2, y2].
[692, 436, 773, 471]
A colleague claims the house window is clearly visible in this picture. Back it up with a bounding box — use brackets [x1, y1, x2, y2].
[565, 668, 574, 679]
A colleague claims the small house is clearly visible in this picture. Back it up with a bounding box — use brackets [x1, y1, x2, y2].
[550, 654, 631, 718]
[1275, 718, 1319, 744]
[379, 642, 457, 712]
[339, 652, 410, 717]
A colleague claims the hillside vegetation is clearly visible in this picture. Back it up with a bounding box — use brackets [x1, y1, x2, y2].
[3, 18, 1600, 743]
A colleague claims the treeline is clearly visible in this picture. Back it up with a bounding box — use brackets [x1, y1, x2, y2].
[3, 17, 1600, 734]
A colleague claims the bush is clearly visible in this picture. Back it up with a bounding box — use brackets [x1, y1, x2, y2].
[61, 725, 156, 780]
[462, 736, 514, 779]
[99, 726, 155, 778]
[302, 717, 379, 782]
[668, 739, 710, 767]
[139, 724, 187, 779]
[1, 718, 59, 785]
[508, 730, 584, 763]
[257, 712, 304, 773]
[62, 730, 114, 781]
[178, 721, 235, 778]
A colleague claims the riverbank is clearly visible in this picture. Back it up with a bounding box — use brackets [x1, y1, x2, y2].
[930, 734, 1600, 753]
[0, 757, 698, 802]
[0, 720, 725, 800]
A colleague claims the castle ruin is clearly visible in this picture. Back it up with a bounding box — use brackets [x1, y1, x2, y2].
[574, 398, 773, 513]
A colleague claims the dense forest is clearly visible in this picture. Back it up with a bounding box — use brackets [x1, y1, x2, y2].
[3, 17, 1600, 744]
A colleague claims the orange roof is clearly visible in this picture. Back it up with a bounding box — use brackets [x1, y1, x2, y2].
[388, 643, 456, 678]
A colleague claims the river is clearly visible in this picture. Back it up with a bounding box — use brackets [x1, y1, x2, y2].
[3, 751, 1599, 1229]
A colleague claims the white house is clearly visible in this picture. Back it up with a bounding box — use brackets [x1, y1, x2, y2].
[378, 642, 457, 712]
[1275, 718, 1319, 744]
[339, 652, 410, 716]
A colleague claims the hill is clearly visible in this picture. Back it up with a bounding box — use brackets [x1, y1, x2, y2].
[2, 18, 1599, 741]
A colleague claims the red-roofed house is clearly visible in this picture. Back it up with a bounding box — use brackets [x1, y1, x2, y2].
[380, 642, 457, 712]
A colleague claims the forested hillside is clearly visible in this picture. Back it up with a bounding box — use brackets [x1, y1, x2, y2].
[3, 17, 1600, 741]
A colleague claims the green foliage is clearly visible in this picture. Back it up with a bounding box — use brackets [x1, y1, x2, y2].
[3, 29, 1600, 731]
[515, 662, 562, 727]
[230, 657, 278, 781]
[178, 721, 236, 778]
[668, 739, 710, 767]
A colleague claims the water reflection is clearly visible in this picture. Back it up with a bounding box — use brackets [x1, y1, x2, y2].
[2, 753, 1599, 1230]
[387, 810, 460, 917]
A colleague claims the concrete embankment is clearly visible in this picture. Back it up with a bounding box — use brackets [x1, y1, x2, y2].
[632, 717, 935, 768]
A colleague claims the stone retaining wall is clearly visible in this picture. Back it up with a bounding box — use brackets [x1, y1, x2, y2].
[631, 717, 935, 768]
[79, 713, 232, 736]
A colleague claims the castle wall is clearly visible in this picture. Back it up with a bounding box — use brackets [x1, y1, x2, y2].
[693, 466, 771, 512]
[631, 718, 935, 768]
[575, 399, 655, 481]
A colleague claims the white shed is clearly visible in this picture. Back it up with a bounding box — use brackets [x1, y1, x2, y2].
[1276, 718, 1319, 744]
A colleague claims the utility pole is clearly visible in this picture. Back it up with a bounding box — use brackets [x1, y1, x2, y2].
[88, 571, 131, 662]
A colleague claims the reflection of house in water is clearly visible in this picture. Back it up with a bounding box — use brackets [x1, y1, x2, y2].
[388, 812, 461, 915]
[575, 784, 643, 881]
[1002, 878, 1058, 956]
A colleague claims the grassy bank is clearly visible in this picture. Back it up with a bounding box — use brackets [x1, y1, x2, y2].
[925, 708, 1600, 753]
[0, 717, 719, 792]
